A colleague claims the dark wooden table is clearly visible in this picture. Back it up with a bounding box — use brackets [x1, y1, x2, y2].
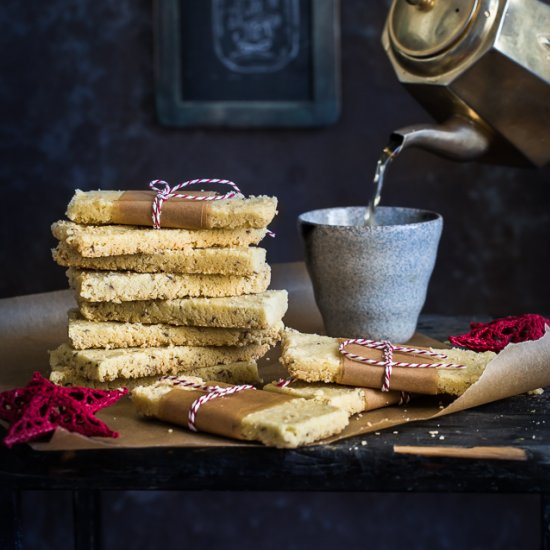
[1, 264, 549, 549]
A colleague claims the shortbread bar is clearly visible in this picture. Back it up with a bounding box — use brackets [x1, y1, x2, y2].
[79, 290, 288, 329]
[66, 190, 277, 229]
[50, 360, 261, 390]
[281, 329, 496, 396]
[52, 220, 268, 258]
[49, 342, 270, 382]
[68, 265, 271, 302]
[132, 378, 349, 448]
[67, 311, 283, 349]
[53, 242, 267, 275]
[263, 380, 401, 415]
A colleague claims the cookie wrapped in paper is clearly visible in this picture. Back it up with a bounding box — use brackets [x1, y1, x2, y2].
[132, 377, 349, 448]
[281, 329, 496, 396]
[66, 189, 278, 230]
[263, 379, 406, 415]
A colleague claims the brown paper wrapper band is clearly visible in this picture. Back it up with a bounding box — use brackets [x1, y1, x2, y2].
[273, 377, 408, 409]
[337, 339, 466, 395]
[114, 190, 214, 229]
[142, 178, 242, 229]
[157, 381, 293, 441]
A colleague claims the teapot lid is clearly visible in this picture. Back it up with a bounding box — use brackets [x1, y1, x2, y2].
[389, 0, 479, 58]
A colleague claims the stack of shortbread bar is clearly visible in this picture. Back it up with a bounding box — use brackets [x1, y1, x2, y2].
[49, 189, 288, 390]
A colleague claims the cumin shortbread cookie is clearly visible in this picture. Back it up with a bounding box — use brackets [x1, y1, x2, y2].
[66, 190, 277, 229]
[281, 329, 496, 396]
[263, 380, 401, 416]
[53, 242, 267, 275]
[68, 265, 271, 303]
[67, 310, 283, 350]
[79, 290, 288, 329]
[50, 360, 261, 390]
[49, 342, 271, 382]
[132, 377, 349, 448]
[52, 220, 268, 258]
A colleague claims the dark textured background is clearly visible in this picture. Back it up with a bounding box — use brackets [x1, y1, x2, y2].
[1, 0, 549, 313]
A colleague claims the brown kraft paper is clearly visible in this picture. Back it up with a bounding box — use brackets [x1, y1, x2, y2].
[362, 388, 404, 410]
[281, 381, 403, 411]
[157, 383, 294, 440]
[113, 190, 215, 229]
[337, 341, 441, 395]
[2, 279, 550, 450]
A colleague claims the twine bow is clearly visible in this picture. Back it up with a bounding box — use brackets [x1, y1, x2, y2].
[338, 339, 465, 392]
[149, 178, 241, 229]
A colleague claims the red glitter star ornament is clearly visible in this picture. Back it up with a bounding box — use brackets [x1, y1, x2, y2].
[0, 372, 127, 447]
[448, 314, 550, 353]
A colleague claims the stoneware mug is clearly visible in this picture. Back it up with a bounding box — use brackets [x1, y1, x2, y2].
[298, 206, 443, 342]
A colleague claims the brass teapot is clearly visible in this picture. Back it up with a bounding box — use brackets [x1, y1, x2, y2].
[382, 0, 550, 166]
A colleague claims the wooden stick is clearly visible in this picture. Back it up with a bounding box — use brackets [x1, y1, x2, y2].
[393, 445, 528, 461]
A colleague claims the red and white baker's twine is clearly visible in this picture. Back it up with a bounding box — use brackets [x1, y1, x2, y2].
[161, 376, 256, 432]
[274, 377, 295, 388]
[149, 179, 240, 229]
[148, 179, 275, 237]
[338, 339, 466, 393]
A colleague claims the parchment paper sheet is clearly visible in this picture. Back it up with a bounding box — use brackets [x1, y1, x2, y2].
[1, 264, 549, 450]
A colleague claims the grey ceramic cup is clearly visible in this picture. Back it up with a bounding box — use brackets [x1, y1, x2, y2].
[298, 206, 443, 342]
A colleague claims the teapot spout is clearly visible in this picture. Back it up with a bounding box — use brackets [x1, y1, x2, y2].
[391, 117, 490, 161]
